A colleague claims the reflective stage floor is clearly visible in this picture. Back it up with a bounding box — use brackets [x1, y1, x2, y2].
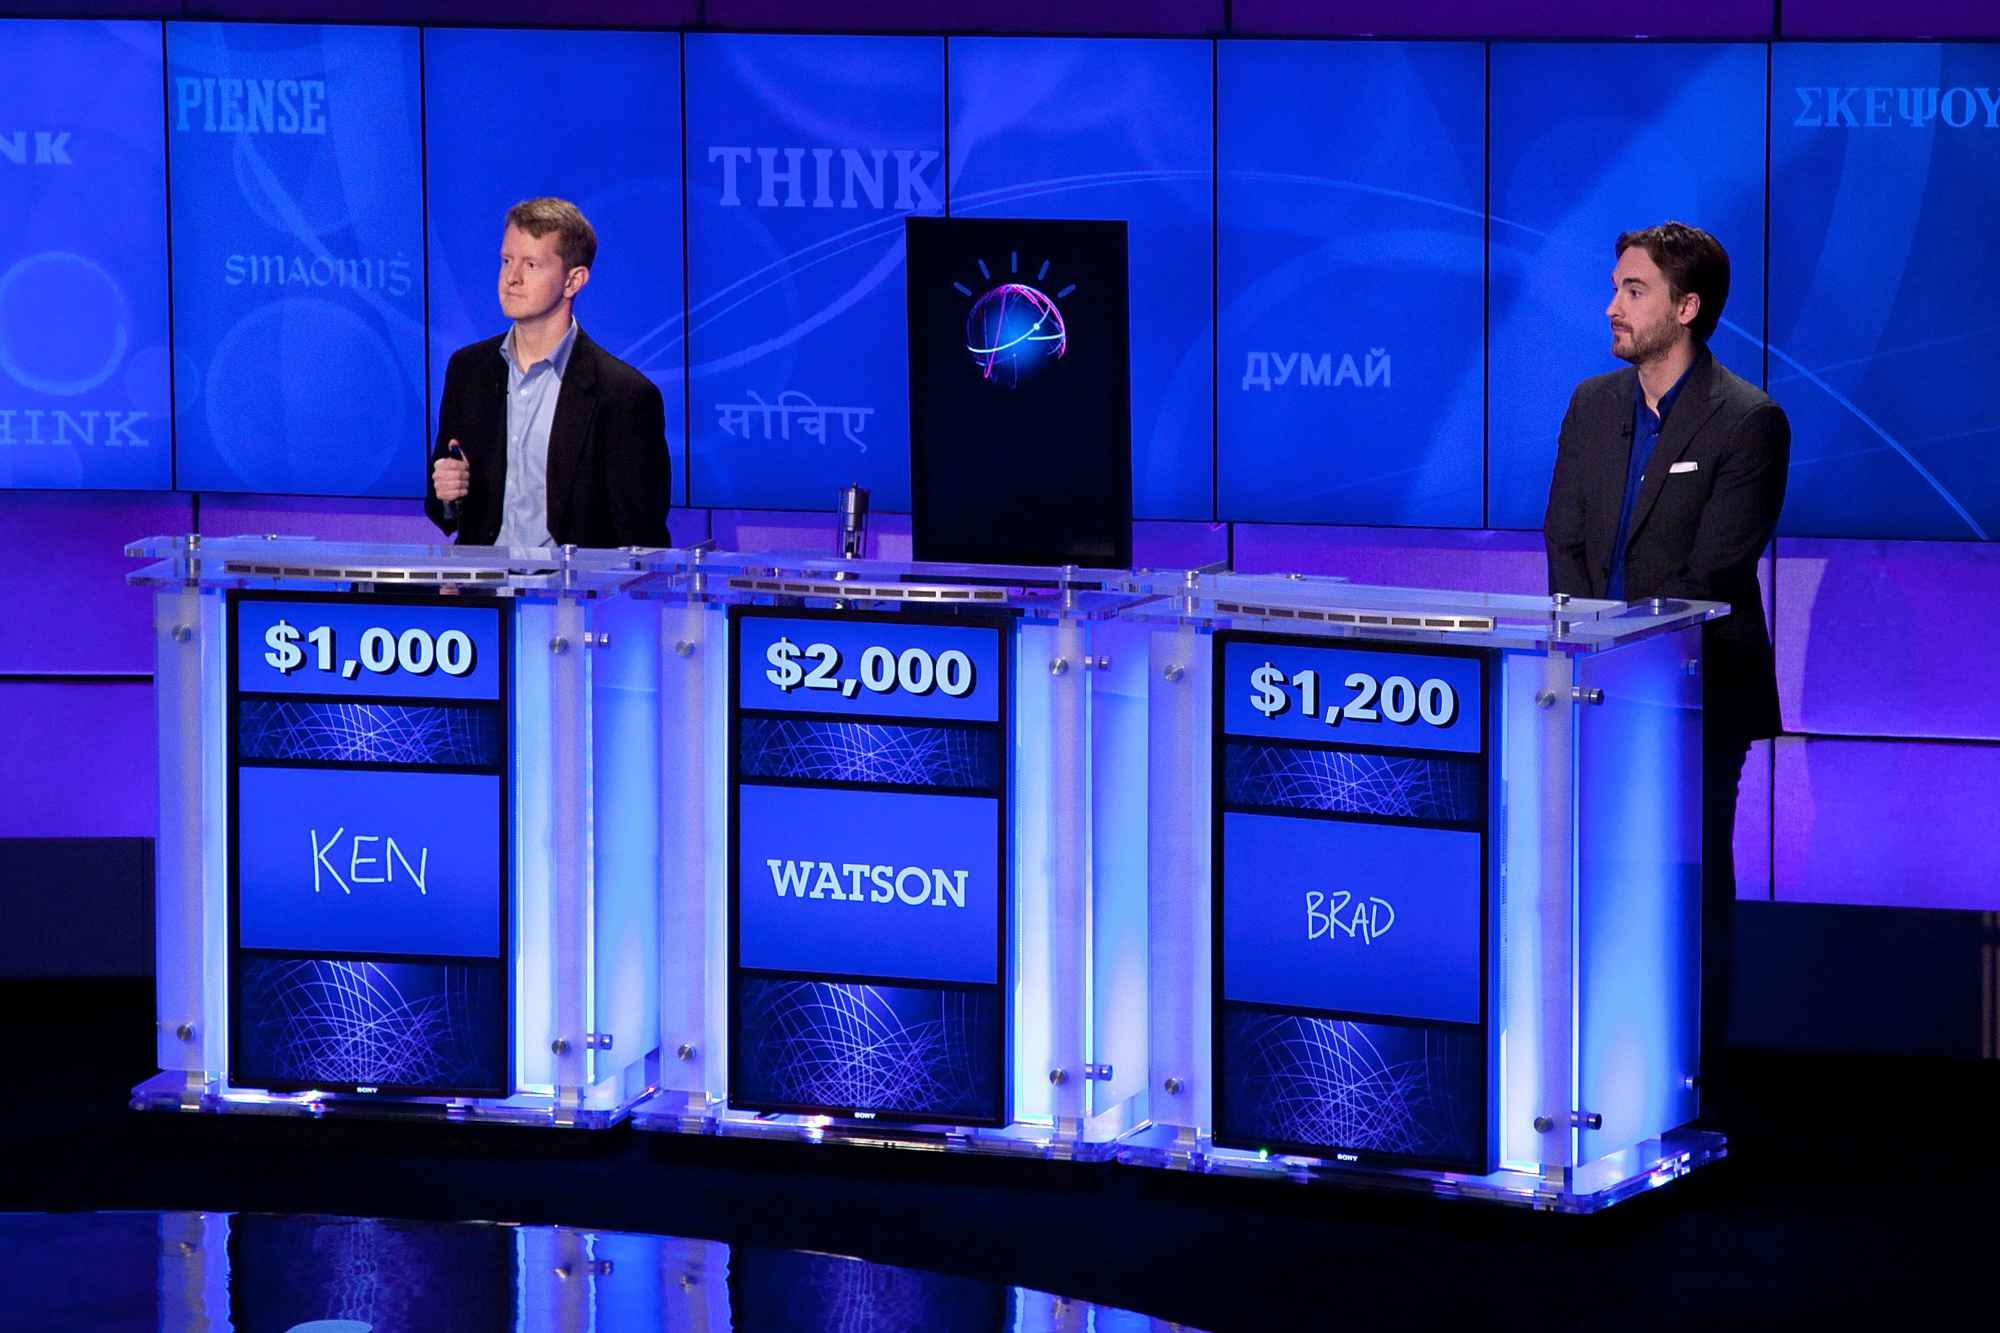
[0, 1211, 1197, 1331]
[4, 980, 1997, 1330]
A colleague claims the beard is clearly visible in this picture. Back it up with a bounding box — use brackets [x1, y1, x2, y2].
[1611, 310, 1683, 365]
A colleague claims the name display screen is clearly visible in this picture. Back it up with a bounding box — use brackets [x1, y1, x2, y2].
[1213, 632, 1491, 1171]
[228, 592, 511, 1097]
[729, 607, 1010, 1125]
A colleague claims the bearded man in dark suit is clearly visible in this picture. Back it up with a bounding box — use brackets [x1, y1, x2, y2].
[1544, 221, 1790, 1111]
[425, 196, 671, 549]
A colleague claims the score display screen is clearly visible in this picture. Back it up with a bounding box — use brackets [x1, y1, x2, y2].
[227, 591, 511, 1097]
[1212, 632, 1491, 1171]
[729, 607, 1010, 1125]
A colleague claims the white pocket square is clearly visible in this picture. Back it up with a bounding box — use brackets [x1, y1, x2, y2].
[1669, 460, 1700, 474]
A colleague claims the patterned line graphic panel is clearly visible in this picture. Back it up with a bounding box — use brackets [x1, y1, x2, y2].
[729, 1246, 1007, 1333]
[236, 956, 503, 1092]
[1218, 1003, 1482, 1166]
[739, 717, 1000, 791]
[735, 977, 999, 1120]
[1223, 740, 1482, 823]
[230, 1214, 517, 1332]
[237, 698, 501, 767]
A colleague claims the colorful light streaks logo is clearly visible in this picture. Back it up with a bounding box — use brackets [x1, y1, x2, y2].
[954, 252, 1072, 386]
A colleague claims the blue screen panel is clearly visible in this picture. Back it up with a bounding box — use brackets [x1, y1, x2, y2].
[1775, 736, 2000, 911]
[737, 784, 1000, 986]
[729, 1248, 1003, 1333]
[1487, 43, 1767, 529]
[740, 716, 1001, 789]
[1220, 639, 1484, 753]
[1223, 741, 1483, 823]
[734, 976, 1000, 1120]
[1216, 41, 1484, 526]
[238, 698, 502, 767]
[424, 29, 686, 505]
[0, 20, 171, 490]
[1775, 538, 2000, 740]
[948, 37, 1213, 520]
[1770, 45, 2000, 540]
[684, 34, 943, 509]
[1218, 1003, 1483, 1165]
[167, 23, 425, 496]
[1221, 811, 1482, 1024]
[237, 766, 503, 959]
[237, 955, 503, 1091]
[735, 614, 1001, 723]
[234, 598, 504, 701]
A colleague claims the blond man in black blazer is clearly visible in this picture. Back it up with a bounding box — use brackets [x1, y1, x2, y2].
[425, 197, 671, 550]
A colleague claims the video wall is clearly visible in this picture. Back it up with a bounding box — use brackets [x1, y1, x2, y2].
[4, 19, 1997, 541]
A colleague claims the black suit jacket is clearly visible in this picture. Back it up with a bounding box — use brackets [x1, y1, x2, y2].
[423, 327, 672, 549]
[1544, 347, 1790, 744]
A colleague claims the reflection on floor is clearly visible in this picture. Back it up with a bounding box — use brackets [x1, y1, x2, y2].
[0, 1211, 1198, 1332]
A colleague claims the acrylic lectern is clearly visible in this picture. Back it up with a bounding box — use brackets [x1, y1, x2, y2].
[1114, 572, 1728, 1211]
[129, 536, 669, 1127]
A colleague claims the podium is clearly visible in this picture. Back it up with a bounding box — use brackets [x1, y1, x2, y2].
[128, 536, 667, 1127]
[630, 550, 1155, 1156]
[1115, 572, 1727, 1210]
[126, 536, 1728, 1206]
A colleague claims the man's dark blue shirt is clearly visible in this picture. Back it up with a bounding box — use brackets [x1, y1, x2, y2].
[1606, 364, 1692, 600]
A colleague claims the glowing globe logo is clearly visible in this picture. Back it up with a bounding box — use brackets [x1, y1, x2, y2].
[965, 283, 1066, 384]
[953, 254, 1075, 387]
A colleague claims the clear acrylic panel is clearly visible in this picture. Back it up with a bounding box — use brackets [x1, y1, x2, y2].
[1575, 626, 1704, 1154]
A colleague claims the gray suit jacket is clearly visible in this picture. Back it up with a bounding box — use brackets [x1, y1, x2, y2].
[1543, 347, 1790, 743]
